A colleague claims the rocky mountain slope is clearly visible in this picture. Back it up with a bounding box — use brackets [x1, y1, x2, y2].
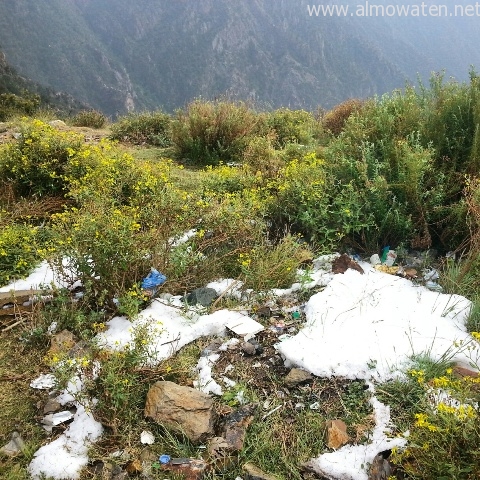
[1, 0, 479, 116]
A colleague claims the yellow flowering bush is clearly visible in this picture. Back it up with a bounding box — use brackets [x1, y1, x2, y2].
[0, 223, 42, 285]
[0, 119, 84, 197]
[237, 234, 312, 291]
[388, 364, 480, 479]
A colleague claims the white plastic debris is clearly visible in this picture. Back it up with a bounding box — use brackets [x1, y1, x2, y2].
[30, 374, 56, 390]
[42, 411, 75, 432]
[140, 430, 155, 445]
[225, 316, 264, 339]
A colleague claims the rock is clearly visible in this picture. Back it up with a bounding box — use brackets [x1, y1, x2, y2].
[208, 437, 235, 469]
[368, 452, 392, 480]
[185, 287, 218, 307]
[49, 329, 77, 356]
[241, 341, 257, 356]
[48, 120, 66, 127]
[144, 381, 215, 443]
[0, 432, 25, 456]
[243, 462, 280, 480]
[248, 338, 264, 354]
[125, 459, 143, 474]
[43, 398, 62, 414]
[453, 365, 480, 379]
[326, 419, 350, 449]
[161, 458, 208, 480]
[256, 306, 271, 318]
[284, 368, 312, 388]
[332, 253, 364, 275]
[222, 404, 257, 451]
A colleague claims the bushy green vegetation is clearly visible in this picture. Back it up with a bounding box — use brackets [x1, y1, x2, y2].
[109, 110, 171, 146]
[0, 92, 40, 121]
[4, 74, 480, 480]
[71, 109, 107, 129]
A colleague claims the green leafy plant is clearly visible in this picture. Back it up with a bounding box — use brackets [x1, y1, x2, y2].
[71, 109, 107, 128]
[109, 110, 172, 146]
[171, 99, 262, 165]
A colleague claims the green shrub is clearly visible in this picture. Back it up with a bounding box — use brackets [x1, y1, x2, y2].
[387, 361, 480, 480]
[242, 134, 284, 179]
[71, 109, 107, 128]
[109, 110, 172, 146]
[0, 92, 40, 121]
[268, 152, 374, 250]
[0, 119, 84, 197]
[238, 234, 312, 291]
[265, 108, 317, 147]
[321, 98, 364, 136]
[0, 223, 42, 286]
[171, 99, 261, 165]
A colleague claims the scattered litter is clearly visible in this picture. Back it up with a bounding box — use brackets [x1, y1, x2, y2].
[30, 374, 56, 390]
[384, 249, 397, 267]
[140, 430, 155, 445]
[309, 402, 320, 410]
[41, 411, 75, 432]
[370, 253, 381, 265]
[141, 268, 166, 295]
[262, 403, 284, 420]
[423, 268, 440, 281]
[225, 316, 264, 340]
[159, 454, 171, 464]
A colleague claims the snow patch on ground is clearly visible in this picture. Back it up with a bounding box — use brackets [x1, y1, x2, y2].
[28, 403, 103, 480]
[277, 264, 474, 382]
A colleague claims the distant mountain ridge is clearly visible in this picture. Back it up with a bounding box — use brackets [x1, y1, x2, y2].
[0, 0, 479, 116]
[0, 48, 87, 117]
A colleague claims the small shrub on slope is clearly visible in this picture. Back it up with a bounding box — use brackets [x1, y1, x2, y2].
[171, 99, 261, 165]
[0, 119, 83, 197]
[109, 110, 172, 146]
[71, 109, 107, 129]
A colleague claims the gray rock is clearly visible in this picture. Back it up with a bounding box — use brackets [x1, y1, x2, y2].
[0, 432, 25, 456]
[241, 341, 256, 356]
[185, 287, 218, 307]
[43, 398, 62, 414]
[144, 381, 215, 443]
[284, 368, 312, 387]
[368, 452, 392, 480]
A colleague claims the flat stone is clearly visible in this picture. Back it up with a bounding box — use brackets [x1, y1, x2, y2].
[243, 462, 279, 480]
[222, 404, 257, 451]
[284, 368, 312, 387]
[144, 381, 214, 443]
[185, 287, 218, 307]
[0, 432, 25, 456]
[43, 398, 62, 414]
[326, 419, 350, 449]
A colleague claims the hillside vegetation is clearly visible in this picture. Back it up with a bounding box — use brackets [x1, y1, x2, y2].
[2, 73, 480, 479]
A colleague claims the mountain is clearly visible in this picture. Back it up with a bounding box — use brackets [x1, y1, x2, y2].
[0, 48, 86, 118]
[0, 0, 479, 116]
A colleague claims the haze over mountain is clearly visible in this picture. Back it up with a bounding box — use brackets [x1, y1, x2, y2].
[1, 0, 479, 116]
